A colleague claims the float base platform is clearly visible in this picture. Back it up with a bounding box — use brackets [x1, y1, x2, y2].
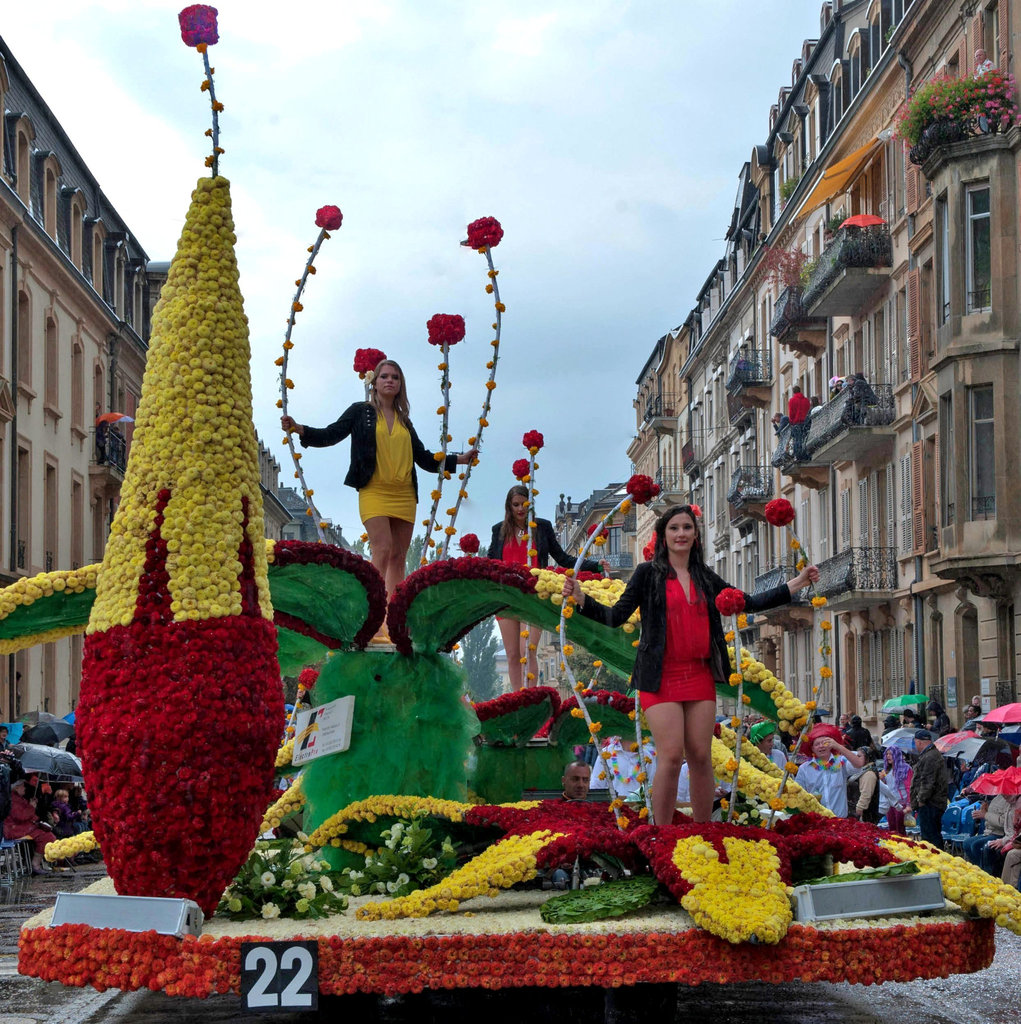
[18, 879, 995, 999]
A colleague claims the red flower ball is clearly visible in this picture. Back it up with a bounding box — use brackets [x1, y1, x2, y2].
[178, 5, 218, 46]
[459, 534, 481, 555]
[626, 474, 660, 505]
[715, 587, 746, 616]
[586, 523, 609, 540]
[298, 667, 320, 689]
[642, 532, 657, 561]
[522, 430, 544, 452]
[512, 458, 530, 480]
[466, 216, 504, 249]
[764, 498, 796, 527]
[353, 348, 387, 374]
[315, 205, 343, 230]
[427, 314, 466, 347]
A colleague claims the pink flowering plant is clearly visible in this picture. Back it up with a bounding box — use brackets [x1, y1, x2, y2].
[895, 70, 1019, 149]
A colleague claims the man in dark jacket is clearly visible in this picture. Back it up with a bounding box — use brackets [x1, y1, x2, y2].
[843, 715, 873, 750]
[910, 730, 950, 847]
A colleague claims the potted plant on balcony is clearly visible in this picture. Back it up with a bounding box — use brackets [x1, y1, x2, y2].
[895, 70, 1020, 166]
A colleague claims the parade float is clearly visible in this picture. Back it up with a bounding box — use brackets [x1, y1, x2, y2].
[7, 5, 1021, 1005]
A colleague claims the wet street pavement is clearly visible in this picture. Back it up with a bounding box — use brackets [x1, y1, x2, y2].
[0, 867, 1018, 1023]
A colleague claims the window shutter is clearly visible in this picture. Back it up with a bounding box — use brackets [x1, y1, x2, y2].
[907, 268, 922, 379]
[871, 632, 883, 700]
[911, 440, 925, 553]
[856, 633, 865, 704]
[858, 478, 869, 544]
[900, 453, 913, 553]
[999, 0, 1010, 70]
[871, 470, 880, 542]
[972, 15, 984, 70]
[841, 487, 851, 551]
[886, 463, 896, 549]
[958, 36, 969, 75]
[932, 431, 941, 550]
[905, 163, 919, 213]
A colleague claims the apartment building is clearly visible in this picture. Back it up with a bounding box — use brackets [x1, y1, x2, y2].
[627, 0, 1020, 727]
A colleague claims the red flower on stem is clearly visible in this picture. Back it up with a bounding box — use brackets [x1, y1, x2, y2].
[458, 534, 480, 555]
[466, 216, 504, 249]
[626, 474, 660, 505]
[642, 532, 657, 561]
[521, 430, 544, 452]
[689, 503, 702, 518]
[426, 314, 466, 347]
[715, 588, 746, 616]
[298, 667, 320, 689]
[512, 458, 530, 480]
[178, 5, 218, 47]
[764, 498, 795, 527]
[315, 205, 343, 230]
[353, 348, 387, 375]
[586, 524, 609, 540]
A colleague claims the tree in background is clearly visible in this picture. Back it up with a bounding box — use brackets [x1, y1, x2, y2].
[459, 621, 502, 702]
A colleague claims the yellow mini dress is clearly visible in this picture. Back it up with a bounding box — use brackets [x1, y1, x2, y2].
[358, 415, 416, 524]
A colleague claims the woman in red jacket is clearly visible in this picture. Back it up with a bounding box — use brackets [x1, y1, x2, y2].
[3, 779, 53, 873]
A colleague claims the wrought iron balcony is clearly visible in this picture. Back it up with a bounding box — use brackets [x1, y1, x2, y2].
[815, 546, 899, 603]
[642, 393, 680, 435]
[726, 465, 774, 507]
[655, 468, 686, 501]
[726, 349, 773, 393]
[601, 552, 634, 570]
[753, 564, 808, 606]
[769, 285, 827, 356]
[95, 428, 127, 473]
[771, 384, 896, 471]
[802, 226, 893, 317]
[681, 436, 700, 474]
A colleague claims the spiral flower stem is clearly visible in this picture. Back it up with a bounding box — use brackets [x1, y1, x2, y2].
[727, 618, 747, 823]
[279, 227, 331, 543]
[200, 48, 221, 178]
[440, 247, 502, 557]
[633, 692, 654, 820]
[420, 342, 452, 564]
[559, 496, 629, 829]
[520, 449, 539, 679]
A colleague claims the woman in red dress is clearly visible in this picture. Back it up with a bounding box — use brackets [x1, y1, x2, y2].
[564, 505, 817, 824]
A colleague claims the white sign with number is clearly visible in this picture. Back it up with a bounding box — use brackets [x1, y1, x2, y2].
[241, 940, 318, 1011]
[291, 695, 355, 765]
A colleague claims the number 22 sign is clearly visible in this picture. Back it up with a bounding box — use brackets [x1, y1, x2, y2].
[240, 940, 318, 1011]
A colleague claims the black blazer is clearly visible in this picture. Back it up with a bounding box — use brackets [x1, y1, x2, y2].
[300, 402, 457, 501]
[578, 561, 793, 693]
[487, 519, 602, 573]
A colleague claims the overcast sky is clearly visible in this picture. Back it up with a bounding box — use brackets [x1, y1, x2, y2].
[3, 1, 823, 548]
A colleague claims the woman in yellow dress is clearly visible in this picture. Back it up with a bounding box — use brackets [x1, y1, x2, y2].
[282, 360, 477, 607]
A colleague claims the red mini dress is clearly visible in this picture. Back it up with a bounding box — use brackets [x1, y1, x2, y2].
[641, 576, 716, 708]
[497, 535, 538, 622]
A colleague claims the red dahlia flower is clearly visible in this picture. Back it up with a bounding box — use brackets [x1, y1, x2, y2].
[512, 458, 530, 480]
[522, 430, 544, 452]
[764, 498, 796, 527]
[298, 666, 320, 689]
[642, 532, 657, 561]
[353, 348, 387, 374]
[466, 216, 504, 249]
[315, 205, 343, 230]
[586, 524, 609, 540]
[178, 5, 218, 46]
[626, 474, 660, 505]
[459, 534, 480, 554]
[426, 314, 466, 347]
[689, 503, 702, 518]
[715, 587, 746, 616]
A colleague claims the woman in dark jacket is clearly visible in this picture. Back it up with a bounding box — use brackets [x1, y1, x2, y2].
[488, 485, 603, 689]
[564, 504, 817, 825]
[282, 359, 477, 612]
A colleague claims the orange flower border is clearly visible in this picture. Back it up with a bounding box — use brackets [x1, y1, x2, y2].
[19, 917, 993, 999]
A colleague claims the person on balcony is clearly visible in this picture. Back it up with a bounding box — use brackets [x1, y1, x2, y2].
[842, 373, 879, 426]
[771, 412, 789, 436]
[974, 48, 995, 74]
[809, 395, 823, 417]
[788, 386, 811, 458]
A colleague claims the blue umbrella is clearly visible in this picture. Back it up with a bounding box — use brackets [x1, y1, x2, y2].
[1, 722, 24, 744]
[63, 711, 76, 725]
[999, 730, 1021, 745]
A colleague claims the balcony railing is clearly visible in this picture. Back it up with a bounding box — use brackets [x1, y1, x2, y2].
[815, 546, 898, 598]
[726, 349, 773, 392]
[726, 465, 774, 506]
[802, 226, 893, 316]
[602, 552, 634, 570]
[642, 393, 680, 431]
[771, 384, 896, 470]
[95, 427, 128, 473]
[971, 495, 996, 520]
[753, 564, 807, 604]
[769, 285, 808, 338]
[16, 539, 26, 570]
[681, 438, 696, 472]
[655, 468, 685, 498]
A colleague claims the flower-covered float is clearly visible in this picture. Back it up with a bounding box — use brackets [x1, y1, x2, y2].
[10, 5, 1021, 1005]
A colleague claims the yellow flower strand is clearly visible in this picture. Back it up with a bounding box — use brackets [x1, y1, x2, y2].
[45, 831, 100, 863]
[260, 776, 306, 833]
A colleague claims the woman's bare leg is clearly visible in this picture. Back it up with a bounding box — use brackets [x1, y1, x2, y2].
[386, 518, 414, 596]
[498, 617, 524, 689]
[682, 700, 718, 823]
[644, 702, 686, 826]
[363, 516, 393, 591]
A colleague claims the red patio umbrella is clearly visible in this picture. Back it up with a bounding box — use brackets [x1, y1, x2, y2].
[981, 703, 1021, 725]
[934, 728, 979, 752]
[969, 766, 1021, 796]
[839, 214, 886, 228]
[95, 412, 134, 426]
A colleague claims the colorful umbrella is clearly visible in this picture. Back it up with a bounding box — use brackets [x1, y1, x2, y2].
[969, 766, 1021, 796]
[840, 213, 886, 228]
[881, 728, 918, 753]
[937, 737, 985, 762]
[882, 694, 927, 711]
[95, 412, 134, 425]
[981, 703, 1021, 725]
[934, 729, 979, 752]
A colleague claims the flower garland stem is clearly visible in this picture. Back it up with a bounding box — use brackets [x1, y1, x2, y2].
[727, 620, 746, 823]
[201, 49, 220, 178]
[420, 341, 451, 563]
[633, 691, 654, 820]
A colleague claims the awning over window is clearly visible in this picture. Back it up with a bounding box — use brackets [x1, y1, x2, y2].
[795, 137, 883, 219]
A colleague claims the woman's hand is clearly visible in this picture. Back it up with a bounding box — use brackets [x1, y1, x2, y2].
[790, 564, 820, 592]
[280, 415, 304, 438]
[455, 447, 480, 466]
[562, 575, 585, 608]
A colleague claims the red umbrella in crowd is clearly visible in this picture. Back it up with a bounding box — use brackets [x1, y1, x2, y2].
[969, 766, 1021, 796]
[934, 728, 979, 752]
[981, 703, 1021, 725]
[95, 412, 134, 425]
[840, 214, 886, 228]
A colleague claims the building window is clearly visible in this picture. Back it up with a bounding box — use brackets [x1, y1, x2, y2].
[899, 453, 912, 554]
[937, 195, 950, 324]
[939, 394, 955, 526]
[71, 341, 84, 429]
[44, 317, 58, 410]
[969, 385, 995, 519]
[17, 292, 31, 389]
[92, 229, 104, 294]
[44, 166, 58, 237]
[70, 199, 85, 270]
[16, 129, 31, 206]
[966, 185, 991, 312]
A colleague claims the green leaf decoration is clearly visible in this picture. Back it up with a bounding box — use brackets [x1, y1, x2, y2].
[540, 875, 663, 925]
[479, 695, 558, 747]
[802, 861, 921, 886]
[0, 587, 95, 642]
